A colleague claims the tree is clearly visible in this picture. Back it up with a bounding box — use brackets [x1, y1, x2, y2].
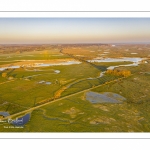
[121, 70, 131, 77]
[106, 69, 131, 77]
[2, 72, 7, 78]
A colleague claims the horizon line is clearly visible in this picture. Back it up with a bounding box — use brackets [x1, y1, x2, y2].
[0, 43, 150, 45]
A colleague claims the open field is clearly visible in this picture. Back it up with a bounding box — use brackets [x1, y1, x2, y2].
[62, 44, 150, 59]
[0, 44, 150, 132]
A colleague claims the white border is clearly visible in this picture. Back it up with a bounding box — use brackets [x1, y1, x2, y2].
[0, 133, 150, 138]
[0, 12, 150, 18]
[0, 0, 150, 11]
[0, 12, 150, 139]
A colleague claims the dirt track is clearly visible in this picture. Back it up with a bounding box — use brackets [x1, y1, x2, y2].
[2, 76, 125, 121]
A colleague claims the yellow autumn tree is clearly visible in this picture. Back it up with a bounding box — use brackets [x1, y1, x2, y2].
[106, 69, 131, 77]
[121, 70, 131, 77]
[2, 72, 7, 78]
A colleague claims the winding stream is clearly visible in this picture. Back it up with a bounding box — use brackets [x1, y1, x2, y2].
[90, 57, 147, 78]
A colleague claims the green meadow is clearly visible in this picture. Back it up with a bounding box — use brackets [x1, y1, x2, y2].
[0, 44, 150, 132]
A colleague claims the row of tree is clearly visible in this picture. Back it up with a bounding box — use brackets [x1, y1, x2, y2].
[106, 69, 131, 77]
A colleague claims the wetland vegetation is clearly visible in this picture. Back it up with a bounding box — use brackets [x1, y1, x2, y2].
[0, 44, 150, 132]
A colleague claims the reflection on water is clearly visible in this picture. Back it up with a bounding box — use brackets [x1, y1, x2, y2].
[37, 61, 81, 67]
[0, 112, 10, 117]
[11, 113, 31, 126]
[88, 57, 143, 63]
[88, 57, 147, 71]
[107, 63, 139, 70]
[86, 91, 126, 104]
[45, 82, 51, 85]
[38, 80, 51, 85]
[54, 70, 60, 74]
[0, 61, 81, 71]
[0, 68, 5, 71]
[0, 66, 20, 71]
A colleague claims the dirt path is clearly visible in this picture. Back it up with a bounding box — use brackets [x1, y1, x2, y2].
[2, 76, 125, 121]
[1, 49, 128, 120]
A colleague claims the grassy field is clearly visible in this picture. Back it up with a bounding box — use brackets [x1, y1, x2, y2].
[0, 44, 150, 132]
[1, 90, 150, 132]
[0, 62, 100, 111]
[92, 60, 150, 104]
[63, 44, 150, 59]
[0, 46, 69, 62]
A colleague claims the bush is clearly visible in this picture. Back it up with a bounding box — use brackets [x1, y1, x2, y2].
[2, 73, 7, 78]
[106, 69, 131, 77]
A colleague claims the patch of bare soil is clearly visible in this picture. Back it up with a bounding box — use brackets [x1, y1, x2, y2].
[93, 104, 109, 112]
[89, 116, 116, 125]
[62, 107, 82, 118]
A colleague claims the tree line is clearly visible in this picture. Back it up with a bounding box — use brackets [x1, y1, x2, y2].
[106, 69, 131, 77]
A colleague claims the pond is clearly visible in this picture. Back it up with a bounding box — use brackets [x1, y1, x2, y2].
[88, 57, 143, 63]
[38, 80, 45, 84]
[0, 112, 10, 117]
[0, 61, 81, 71]
[88, 57, 147, 71]
[38, 80, 51, 85]
[7, 66, 20, 69]
[0, 66, 20, 71]
[86, 91, 126, 104]
[0, 68, 6, 71]
[45, 82, 51, 85]
[36, 61, 81, 67]
[11, 113, 31, 126]
[54, 70, 60, 74]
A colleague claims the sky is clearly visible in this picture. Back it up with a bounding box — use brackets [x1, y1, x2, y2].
[0, 18, 150, 44]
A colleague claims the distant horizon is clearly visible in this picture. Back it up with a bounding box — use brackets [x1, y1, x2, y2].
[0, 42, 150, 45]
[0, 18, 150, 44]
